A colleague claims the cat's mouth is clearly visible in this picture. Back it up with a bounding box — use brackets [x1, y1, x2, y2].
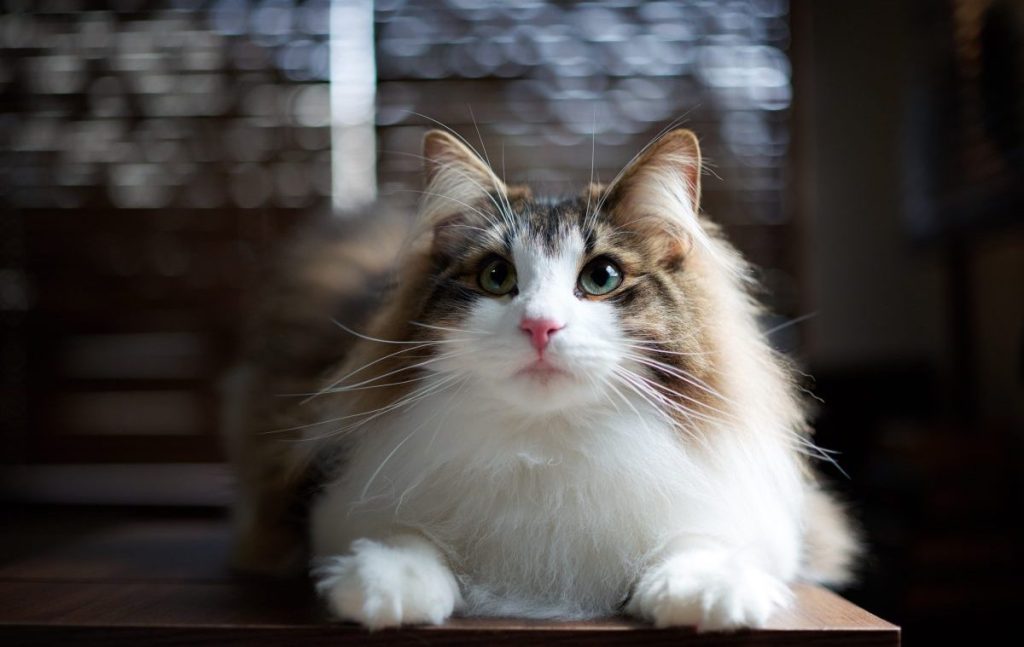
[515, 358, 571, 384]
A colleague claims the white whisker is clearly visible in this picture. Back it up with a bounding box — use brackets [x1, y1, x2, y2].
[622, 352, 734, 406]
[612, 369, 705, 444]
[300, 342, 436, 405]
[323, 349, 473, 393]
[299, 373, 462, 444]
[468, 105, 517, 229]
[409, 320, 486, 336]
[615, 367, 722, 427]
[761, 312, 818, 337]
[265, 371, 457, 435]
[360, 377, 463, 500]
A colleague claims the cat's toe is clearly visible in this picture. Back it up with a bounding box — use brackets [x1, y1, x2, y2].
[314, 537, 462, 629]
[696, 567, 791, 631]
[627, 551, 792, 632]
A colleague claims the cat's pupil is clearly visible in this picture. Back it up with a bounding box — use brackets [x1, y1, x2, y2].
[490, 264, 508, 285]
[591, 266, 610, 287]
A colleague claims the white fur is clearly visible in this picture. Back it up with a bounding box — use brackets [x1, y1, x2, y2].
[309, 232, 807, 629]
[315, 534, 463, 629]
[626, 546, 794, 630]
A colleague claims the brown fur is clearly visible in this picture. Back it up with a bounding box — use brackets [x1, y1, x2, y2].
[223, 211, 411, 574]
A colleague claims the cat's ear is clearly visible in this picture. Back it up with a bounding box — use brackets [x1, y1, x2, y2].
[422, 129, 506, 211]
[606, 128, 702, 216]
[602, 129, 703, 269]
[419, 130, 507, 257]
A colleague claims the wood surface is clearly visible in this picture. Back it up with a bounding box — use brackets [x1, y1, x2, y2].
[0, 508, 899, 646]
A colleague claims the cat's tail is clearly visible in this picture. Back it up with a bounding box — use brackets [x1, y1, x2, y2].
[799, 486, 862, 588]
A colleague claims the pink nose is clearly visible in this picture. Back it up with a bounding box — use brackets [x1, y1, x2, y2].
[520, 317, 564, 352]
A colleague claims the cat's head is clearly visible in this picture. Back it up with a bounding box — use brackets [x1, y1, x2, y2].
[390, 128, 746, 418]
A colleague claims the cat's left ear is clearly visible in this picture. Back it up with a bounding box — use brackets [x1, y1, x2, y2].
[606, 128, 702, 216]
[601, 129, 703, 268]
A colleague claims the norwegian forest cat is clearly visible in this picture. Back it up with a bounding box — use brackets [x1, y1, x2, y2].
[224, 127, 858, 631]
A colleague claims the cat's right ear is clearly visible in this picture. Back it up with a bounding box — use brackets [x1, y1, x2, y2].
[423, 130, 498, 185]
[421, 130, 507, 220]
[418, 130, 506, 257]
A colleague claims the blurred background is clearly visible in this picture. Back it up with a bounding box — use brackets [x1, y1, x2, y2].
[0, 0, 1021, 642]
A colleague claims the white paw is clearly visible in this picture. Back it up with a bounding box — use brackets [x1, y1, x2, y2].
[314, 535, 463, 629]
[627, 550, 792, 631]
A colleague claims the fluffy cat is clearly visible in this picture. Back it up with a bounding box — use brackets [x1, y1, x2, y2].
[224, 127, 859, 631]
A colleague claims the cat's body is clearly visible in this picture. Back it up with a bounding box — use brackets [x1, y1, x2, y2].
[225, 128, 858, 631]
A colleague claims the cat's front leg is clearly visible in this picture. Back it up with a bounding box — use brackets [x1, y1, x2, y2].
[626, 546, 793, 631]
[313, 534, 463, 629]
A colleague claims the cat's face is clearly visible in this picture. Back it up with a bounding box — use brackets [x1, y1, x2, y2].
[423, 200, 633, 411]
[401, 129, 722, 416]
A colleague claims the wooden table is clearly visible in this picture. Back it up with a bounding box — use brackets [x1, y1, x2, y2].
[0, 507, 899, 646]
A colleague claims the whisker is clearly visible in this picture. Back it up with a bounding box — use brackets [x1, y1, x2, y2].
[360, 377, 463, 499]
[396, 377, 472, 512]
[318, 373, 443, 395]
[300, 346, 473, 410]
[614, 356, 737, 417]
[761, 312, 818, 337]
[467, 104, 517, 229]
[408, 320, 486, 336]
[331, 319, 428, 346]
[611, 369, 705, 444]
[279, 372, 439, 398]
[615, 367, 724, 429]
[324, 348, 473, 393]
[621, 341, 714, 357]
[424, 377, 470, 454]
[787, 435, 849, 478]
[583, 105, 598, 230]
[622, 352, 734, 406]
[297, 373, 462, 444]
[603, 373, 656, 436]
[331, 319, 474, 346]
[264, 371, 458, 435]
[590, 373, 623, 416]
[299, 342, 436, 405]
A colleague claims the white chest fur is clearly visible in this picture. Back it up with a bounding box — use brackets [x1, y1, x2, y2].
[310, 388, 804, 619]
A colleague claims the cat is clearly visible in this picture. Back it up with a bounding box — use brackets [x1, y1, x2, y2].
[223, 127, 859, 632]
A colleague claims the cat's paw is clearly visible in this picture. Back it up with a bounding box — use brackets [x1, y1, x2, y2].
[314, 535, 463, 629]
[626, 550, 792, 631]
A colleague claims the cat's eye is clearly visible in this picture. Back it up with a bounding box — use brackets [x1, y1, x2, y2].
[578, 257, 623, 296]
[478, 257, 517, 296]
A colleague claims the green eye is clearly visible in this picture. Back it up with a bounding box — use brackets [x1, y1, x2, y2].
[579, 257, 623, 296]
[478, 257, 517, 296]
